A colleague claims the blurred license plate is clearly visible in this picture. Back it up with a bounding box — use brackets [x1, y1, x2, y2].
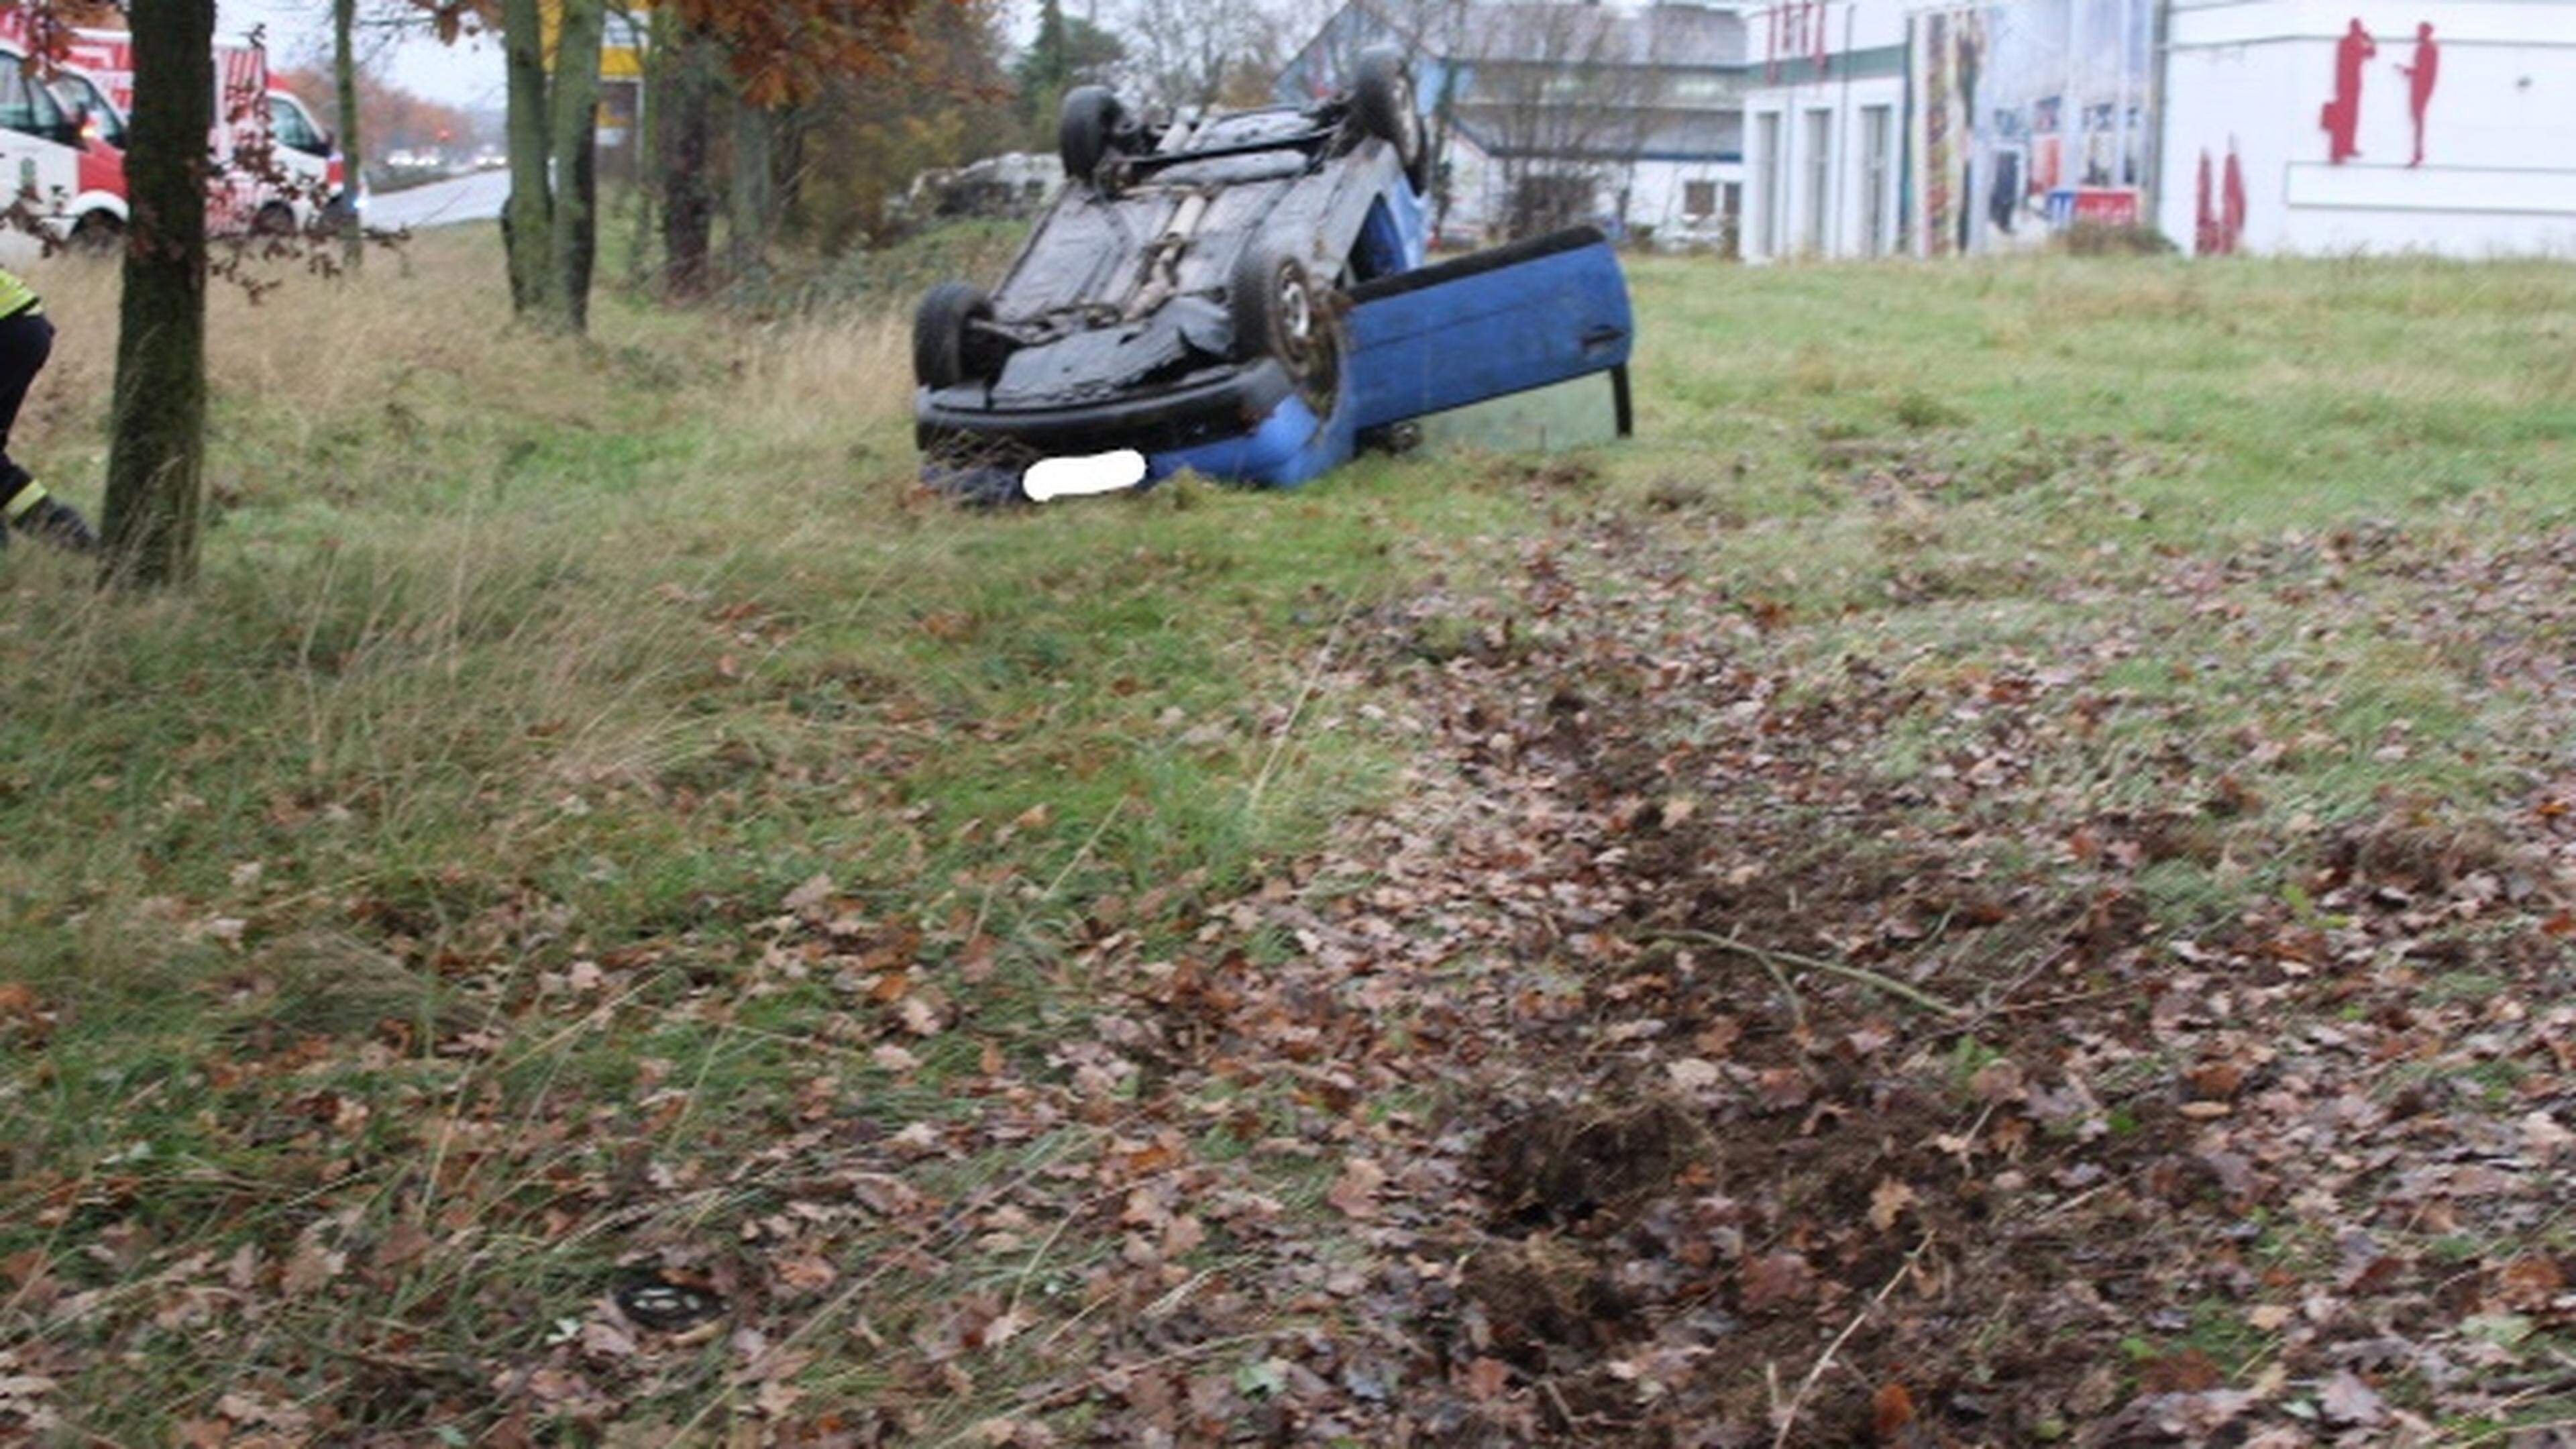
[1024, 449, 1148, 501]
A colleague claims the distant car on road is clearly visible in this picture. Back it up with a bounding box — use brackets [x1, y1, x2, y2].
[912, 47, 1635, 503]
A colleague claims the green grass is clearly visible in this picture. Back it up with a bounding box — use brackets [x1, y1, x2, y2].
[7, 233, 2576, 1439]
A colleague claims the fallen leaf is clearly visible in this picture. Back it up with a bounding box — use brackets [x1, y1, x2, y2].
[2492, 1256, 2565, 1311]
[1739, 1252, 1815, 1312]
[1868, 1177, 1918, 1232]
[2318, 1368, 2386, 1427]
[773, 1256, 837, 1295]
[1666, 1057, 1723, 1091]
[2141, 1348, 2221, 1393]
[782, 872, 836, 916]
[2521, 1111, 2573, 1161]
[580, 1318, 637, 1359]
[897, 996, 943, 1037]
[1870, 1381, 1916, 1442]
[281, 1240, 345, 1295]
[978, 1307, 1031, 1350]
[1326, 1158, 1386, 1218]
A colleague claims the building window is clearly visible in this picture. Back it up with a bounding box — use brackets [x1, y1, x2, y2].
[1684, 179, 1718, 218]
[1860, 104, 1892, 258]
[1667, 74, 1736, 105]
[1803, 108, 1833, 254]
[1756, 111, 1782, 256]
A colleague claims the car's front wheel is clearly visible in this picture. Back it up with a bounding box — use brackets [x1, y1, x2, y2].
[914, 281, 999, 391]
[1231, 245, 1337, 409]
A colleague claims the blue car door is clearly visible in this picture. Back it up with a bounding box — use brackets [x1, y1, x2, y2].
[1343, 227, 1635, 435]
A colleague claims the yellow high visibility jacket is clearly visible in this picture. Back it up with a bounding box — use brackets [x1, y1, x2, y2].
[0, 270, 40, 321]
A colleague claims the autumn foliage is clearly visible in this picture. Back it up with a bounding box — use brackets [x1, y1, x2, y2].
[668, 0, 959, 106]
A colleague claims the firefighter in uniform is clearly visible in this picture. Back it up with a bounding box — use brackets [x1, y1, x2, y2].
[0, 268, 96, 554]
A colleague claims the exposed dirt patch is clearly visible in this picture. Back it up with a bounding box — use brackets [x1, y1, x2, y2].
[1163, 517, 2576, 1445]
[1475, 1097, 1715, 1232]
[1460, 1234, 1640, 1366]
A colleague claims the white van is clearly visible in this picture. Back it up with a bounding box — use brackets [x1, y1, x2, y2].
[264, 88, 359, 232]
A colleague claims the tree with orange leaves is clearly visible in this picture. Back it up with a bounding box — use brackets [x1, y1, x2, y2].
[667, 0, 934, 111]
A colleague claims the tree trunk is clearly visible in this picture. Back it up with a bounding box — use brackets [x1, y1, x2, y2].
[657, 13, 716, 299]
[333, 0, 362, 270]
[548, 0, 606, 329]
[626, 7, 663, 292]
[727, 98, 775, 284]
[500, 0, 557, 320]
[100, 0, 215, 589]
[773, 109, 808, 247]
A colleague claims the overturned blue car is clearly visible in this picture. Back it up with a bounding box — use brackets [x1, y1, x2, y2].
[912, 48, 1635, 503]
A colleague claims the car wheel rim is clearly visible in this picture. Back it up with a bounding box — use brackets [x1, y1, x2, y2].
[1277, 272, 1313, 362]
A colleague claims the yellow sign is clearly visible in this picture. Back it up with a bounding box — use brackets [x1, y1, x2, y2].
[540, 0, 649, 78]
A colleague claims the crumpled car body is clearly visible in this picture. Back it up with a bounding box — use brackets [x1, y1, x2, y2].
[912, 56, 1634, 502]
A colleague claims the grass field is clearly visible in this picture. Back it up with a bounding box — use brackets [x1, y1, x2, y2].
[4, 231, 2574, 1444]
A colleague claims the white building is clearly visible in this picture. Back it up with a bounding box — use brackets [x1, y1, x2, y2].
[2161, 0, 2576, 256]
[1743, 0, 2159, 260]
[1739, 0, 2575, 260]
[1278, 1, 1752, 250]
[1739, 1, 1915, 259]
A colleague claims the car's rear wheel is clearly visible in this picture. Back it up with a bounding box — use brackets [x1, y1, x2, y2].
[1231, 245, 1336, 409]
[1352, 46, 1430, 193]
[914, 281, 1000, 391]
[1059, 86, 1124, 185]
[253, 201, 298, 237]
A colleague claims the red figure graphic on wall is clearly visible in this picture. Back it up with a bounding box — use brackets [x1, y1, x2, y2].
[2222, 142, 2247, 252]
[2196, 150, 2218, 254]
[2322, 18, 2375, 163]
[2398, 22, 2439, 166]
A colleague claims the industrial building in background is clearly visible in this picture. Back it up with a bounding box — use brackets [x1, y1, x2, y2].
[1280, 0, 2576, 260]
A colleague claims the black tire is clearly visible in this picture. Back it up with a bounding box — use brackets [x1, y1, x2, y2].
[1352, 46, 1430, 193]
[67, 211, 121, 256]
[914, 280, 998, 391]
[252, 201, 297, 237]
[1230, 245, 1336, 407]
[1058, 86, 1124, 184]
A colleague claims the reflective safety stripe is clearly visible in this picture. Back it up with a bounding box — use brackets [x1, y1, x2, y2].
[0, 269, 40, 320]
[3, 482, 46, 522]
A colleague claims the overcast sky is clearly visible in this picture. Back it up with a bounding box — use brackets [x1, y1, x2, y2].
[215, 0, 1059, 113]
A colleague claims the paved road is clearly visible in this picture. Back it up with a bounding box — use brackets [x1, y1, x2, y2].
[368, 169, 511, 232]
